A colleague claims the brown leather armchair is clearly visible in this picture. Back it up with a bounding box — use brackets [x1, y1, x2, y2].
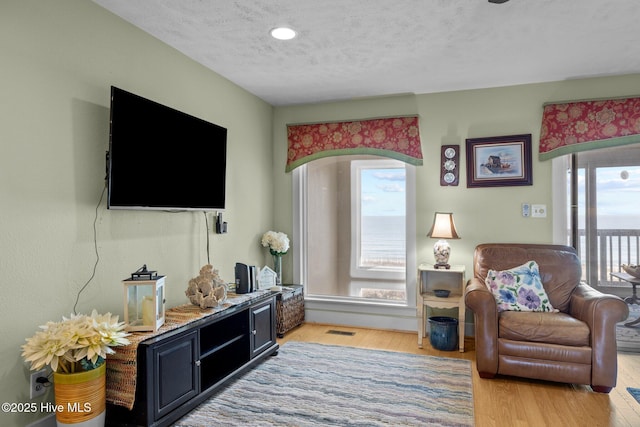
[465, 243, 628, 393]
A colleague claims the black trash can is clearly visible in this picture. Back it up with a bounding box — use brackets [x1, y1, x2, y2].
[428, 316, 458, 351]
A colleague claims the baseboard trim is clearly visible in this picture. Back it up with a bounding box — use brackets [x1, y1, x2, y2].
[305, 303, 474, 337]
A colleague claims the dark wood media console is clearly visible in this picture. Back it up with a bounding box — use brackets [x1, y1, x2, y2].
[106, 293, 279, 427]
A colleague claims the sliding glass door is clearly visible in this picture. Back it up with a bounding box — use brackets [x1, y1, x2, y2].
[570, 144, 640, 289]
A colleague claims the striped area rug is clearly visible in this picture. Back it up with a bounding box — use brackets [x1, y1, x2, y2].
[174, 342, 474, 426]
[617, 304, 640, 353]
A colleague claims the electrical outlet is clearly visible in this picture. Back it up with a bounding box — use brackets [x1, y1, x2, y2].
[532, 204, 547, 218]
[30, 369, 47, 399]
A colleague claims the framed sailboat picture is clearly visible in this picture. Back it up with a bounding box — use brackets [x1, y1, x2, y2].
[466, 134, 532, 188]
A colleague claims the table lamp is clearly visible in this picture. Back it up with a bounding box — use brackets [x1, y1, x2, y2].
[427, 212, 460, 269]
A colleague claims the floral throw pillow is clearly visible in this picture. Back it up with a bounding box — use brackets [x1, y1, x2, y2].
[485, 260, 557, 312]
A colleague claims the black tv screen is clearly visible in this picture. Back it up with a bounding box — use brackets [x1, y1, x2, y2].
[107, 86, 227, 211]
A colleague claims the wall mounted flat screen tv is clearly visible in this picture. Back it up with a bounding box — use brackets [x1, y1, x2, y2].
[107, 86, 227, 211]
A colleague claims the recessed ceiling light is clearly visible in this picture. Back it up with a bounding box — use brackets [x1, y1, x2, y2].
[270, 27, 297, 40]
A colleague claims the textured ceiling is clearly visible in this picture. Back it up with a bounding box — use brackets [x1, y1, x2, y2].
[93, 0, 640, 106]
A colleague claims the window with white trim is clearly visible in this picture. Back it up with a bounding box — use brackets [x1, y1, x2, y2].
[350, 159, 406, 282]
[296, 155, 414, 303]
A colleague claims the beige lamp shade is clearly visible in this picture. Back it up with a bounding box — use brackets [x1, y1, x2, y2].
[427, 212, 460, 239]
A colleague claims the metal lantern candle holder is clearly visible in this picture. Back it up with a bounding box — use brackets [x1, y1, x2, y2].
[122, 265, 166, 332]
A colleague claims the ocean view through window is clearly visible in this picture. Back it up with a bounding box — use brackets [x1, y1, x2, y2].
[570, 144, 640, 289]
[302, 155, 413, 302]
[360, 215, 406, 268]
[351, 160, 406, 285]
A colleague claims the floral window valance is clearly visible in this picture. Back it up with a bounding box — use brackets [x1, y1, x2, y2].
[286, 116, 423, 172]
[539, 96, 640, 161]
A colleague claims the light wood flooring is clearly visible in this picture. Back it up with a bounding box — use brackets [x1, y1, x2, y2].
[278, 323, 640, 427]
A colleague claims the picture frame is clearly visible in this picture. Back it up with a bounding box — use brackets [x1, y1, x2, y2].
[257, 266, 277, 290]
[465, 134, 532, 188]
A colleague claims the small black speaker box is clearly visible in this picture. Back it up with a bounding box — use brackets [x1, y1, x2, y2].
[235, 263, 250, 294]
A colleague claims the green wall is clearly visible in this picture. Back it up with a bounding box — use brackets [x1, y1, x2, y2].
[273, 75, 640, 284]
[0, 1, 273, 425]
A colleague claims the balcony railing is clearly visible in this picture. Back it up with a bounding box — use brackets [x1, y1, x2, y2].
[577, 229, 640, 287]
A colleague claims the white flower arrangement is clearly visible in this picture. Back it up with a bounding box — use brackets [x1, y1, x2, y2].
[261, 230, 290, 255]
[21, 310, 130, 374]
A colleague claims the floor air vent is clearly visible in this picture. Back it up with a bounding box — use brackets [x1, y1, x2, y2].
[326, 329, 356, 336]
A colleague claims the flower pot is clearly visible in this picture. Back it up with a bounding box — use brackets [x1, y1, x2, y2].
[53, 363, 106, 427]
[428, 316, 458, 351]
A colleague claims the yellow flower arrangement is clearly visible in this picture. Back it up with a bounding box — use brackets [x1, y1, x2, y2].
[21, 310, 130, 373]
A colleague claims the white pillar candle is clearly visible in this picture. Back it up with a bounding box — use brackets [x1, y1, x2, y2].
[142, 296, 155, 326]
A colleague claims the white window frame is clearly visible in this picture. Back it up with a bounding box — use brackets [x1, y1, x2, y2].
[552, 156, 570, 245]
[349, 158, 406, 281]
[292, 159, 417, 311]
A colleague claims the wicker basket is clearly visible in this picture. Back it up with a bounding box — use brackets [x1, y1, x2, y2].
[53, 363, 106, 426]
[276, 287, 305, 337]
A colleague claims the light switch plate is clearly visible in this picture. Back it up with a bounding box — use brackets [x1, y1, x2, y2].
[532, 204, 547, 218]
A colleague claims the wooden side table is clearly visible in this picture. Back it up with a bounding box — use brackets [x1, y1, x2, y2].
[417, 264, 466, 352]
[276, 285, 305, 337]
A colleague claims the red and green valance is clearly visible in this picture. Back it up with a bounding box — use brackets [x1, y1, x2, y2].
[539, 96, 640, 161]
[286, 116, 423, 172]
